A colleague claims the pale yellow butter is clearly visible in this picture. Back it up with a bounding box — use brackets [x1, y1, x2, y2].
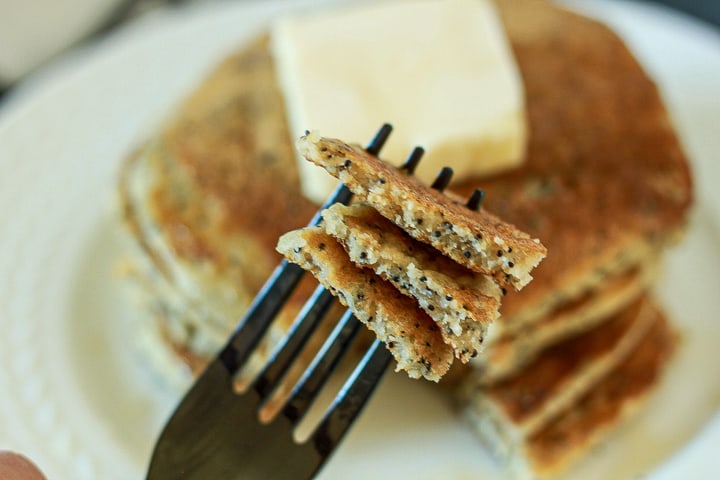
[272, 0, 527, 204]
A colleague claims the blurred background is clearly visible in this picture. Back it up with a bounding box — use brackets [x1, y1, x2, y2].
[0, 0, 718, 100]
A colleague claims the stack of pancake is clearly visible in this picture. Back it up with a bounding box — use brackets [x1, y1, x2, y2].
[452, 0, 692, 476]
[118, 0, 693, 476]
[277, 132, 546, 381]
[118, 36, 318, 384]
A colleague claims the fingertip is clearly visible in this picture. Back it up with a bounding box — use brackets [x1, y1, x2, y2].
[0, 451, 46, 480]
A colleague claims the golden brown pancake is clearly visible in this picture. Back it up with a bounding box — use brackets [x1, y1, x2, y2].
[464, 296, 656, 440]
[477, 262, 657, 383]
[152, 35, 316, 287]
[524, 304, 677, 477]
[297, 131, 547, 290]
[277, 227, 454, 381]
[454, 0, 692, 329]
[118, 37, 318, 376]
[321, 203, 501, 363]
[464, 299, 677, 478]
[120, 0, 692, 386]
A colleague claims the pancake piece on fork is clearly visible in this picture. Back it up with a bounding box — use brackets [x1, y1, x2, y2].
[277, 227, 454, 381]
[296, 131, 547, 290]
[280, 127, 546, 377]
[321, 202, 502, 363]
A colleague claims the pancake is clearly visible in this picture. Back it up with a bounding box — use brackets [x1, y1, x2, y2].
[118, 37, 317, 373]
[119, 0, 692, 387]
[477, 262, 657, 383]
[321, 203, 502, 363]
[277, 227, 454, 381]
[522, 305, 676, 477]
[463, 296, 656, 441]
[120, 147, 249, 360]
[453, 0, 692, 332]
[464, 299, 677, 478]
[297, 131, 547, 290]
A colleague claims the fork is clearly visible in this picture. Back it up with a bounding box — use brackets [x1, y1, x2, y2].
[145, 122, 485, 479]
[146, 124, 401, 480]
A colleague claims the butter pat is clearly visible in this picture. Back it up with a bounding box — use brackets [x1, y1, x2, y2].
[272, 0, 527, 204]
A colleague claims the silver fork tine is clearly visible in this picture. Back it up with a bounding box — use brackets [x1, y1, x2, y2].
[244, 123, 394, 397]
[219, 168, 361, 374]
[430, 166, 454, 191]
[147, 124, 406, 480]
[253, 285, 336, 399]
[364, 123, 393, 156]
[311, 339, 393, 456]
[282, 309, 363, 424]
[219, 261, 305, 374]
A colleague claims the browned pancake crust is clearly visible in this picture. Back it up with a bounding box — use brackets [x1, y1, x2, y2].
[119, 148, 172, 279]
[277, 228, 454, 381]
[526, 302, 676, 477]
[149, 35, 317, 289]
[297, 133, 546, 290]
[322, 203, 501, 362]
[124, 0, 692, 379]
[484, 296, 654, 432]
[453, 0, 693, 321]
[478, 264, 654, 383]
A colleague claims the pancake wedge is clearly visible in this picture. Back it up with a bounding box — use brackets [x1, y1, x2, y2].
[296, 132, 547, 290]
[322, 203, 502, 363]
[523, 305, 676, 478]
[277, 227, 454, 381]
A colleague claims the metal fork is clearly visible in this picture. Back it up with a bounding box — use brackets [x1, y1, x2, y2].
[145, 123, 488, 479]
[146, 124, 402, 480]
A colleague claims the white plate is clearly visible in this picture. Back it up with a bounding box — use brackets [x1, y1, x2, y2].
[1, 1, 719, 478]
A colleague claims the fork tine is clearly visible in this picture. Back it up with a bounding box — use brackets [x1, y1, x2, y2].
[430, 166, 454, 191]
[466, 188, 486, 211]
[220, 168, 360, 374]
[401, 146, 425, 174]
[311, 339, 392, 457]
[282, 309, 363, 424]
[149, 124, 402, 479]
[310, 183, 352, 226]
[252, 285, 336, 400]
[219, 261, 306, 374]
[365, 123, 393, 156]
